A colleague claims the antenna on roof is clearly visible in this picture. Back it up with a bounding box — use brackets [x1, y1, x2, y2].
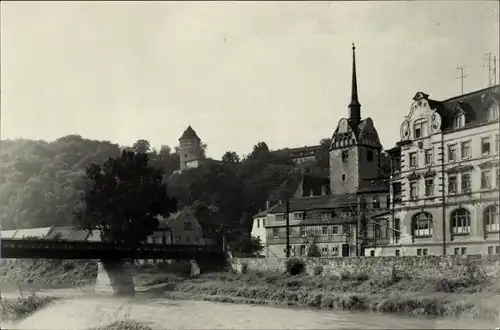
[483, 52, 500, 87]
[455, 65, 468, 95]
[483, 52, 492, 87]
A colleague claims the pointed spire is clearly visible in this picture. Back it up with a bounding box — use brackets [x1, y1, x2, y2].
[348, 43, 361, 124]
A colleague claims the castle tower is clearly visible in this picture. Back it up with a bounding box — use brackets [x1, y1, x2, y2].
[178, 126, 203, 171]
[329, 44, 384, 195]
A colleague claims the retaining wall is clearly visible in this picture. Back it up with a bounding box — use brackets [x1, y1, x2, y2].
[231, 255, 500, 280]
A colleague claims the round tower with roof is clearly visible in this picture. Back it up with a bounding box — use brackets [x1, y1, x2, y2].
[178, 126, 203, 171]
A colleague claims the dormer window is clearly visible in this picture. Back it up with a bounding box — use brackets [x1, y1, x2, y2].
[488, 103, 499, 121]
[453, 113, 465, 129]
[413, 120, 427, 139]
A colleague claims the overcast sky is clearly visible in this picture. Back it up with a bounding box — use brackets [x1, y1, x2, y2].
[1, 1, 499, 159]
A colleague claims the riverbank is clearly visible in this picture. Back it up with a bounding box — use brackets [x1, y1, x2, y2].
[157, 269, 500, 321]
[0, 293, 59, 321]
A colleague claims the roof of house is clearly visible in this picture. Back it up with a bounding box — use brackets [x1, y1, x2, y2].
[179, 126, 201, 140]
[268, 194, 357, 214]
[427, 85, 500, 131]
[1, 229, 19, 239]
[45, 226, 90, 241]
[252, 203, 281, 218]
[357, 177, 390, 193]
[13, 227, 53, 239]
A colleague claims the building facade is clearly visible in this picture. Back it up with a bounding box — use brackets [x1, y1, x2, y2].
[149, 206, 205, 245]
[367, 85, 500, 256]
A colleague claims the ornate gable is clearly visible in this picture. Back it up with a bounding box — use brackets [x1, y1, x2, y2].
[331, 118, 357, 149]
[400, 91, 442, 140]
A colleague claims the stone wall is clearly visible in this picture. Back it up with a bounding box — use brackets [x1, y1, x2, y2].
[231, 255, 500, 281]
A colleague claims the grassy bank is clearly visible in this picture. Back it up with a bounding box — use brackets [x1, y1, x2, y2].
[1, 260, 98, 287]
[158, 263, 500, 320]
[0, 293, 59, 321]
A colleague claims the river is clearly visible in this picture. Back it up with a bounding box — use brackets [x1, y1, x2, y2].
[2, 287, 498, 329]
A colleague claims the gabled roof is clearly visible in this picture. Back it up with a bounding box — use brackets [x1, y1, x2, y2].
[252, 203, 281, 218]
[268, 194, 357, 214]
[357, 177, 390, 193]
[179, 126, 201, 141]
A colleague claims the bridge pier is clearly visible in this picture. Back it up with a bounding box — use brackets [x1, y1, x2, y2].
[95, 260, 135, 296]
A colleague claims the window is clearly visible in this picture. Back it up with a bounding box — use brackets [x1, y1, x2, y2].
[374, 218, 388, 240]
[321, 246, 328, 253]
[332, 246, 339, 255]
[488, 103, 499, 121]
[496, 134, 500, 153]
[322, 226, 328, 235]
[176, 236, 181, 244]
[409, 152, 417, 168]
[461, 172, 471, 192]
[321, 212, 332, 220]
[413, 212, 433, 237]
[394, 218, 401, 239]
[299, 227, 306, 236]
[423, 248, 428, 256]
[448, 175, 458, 194]
[451, 208, 471, 234]
[424, 178, 434, 197]
[461, 247, 467, 255]
[424, 149, 433, 165]
[367, 150, 373, 162]
[413, 122, 423, 138]
[273, 228, 279, 237]
[448, 144, 457, 162]
[332, 226, 339, 234]
[410, 181, 418, 199]
[275, 214, 284, 221]
[482, 137, 491, 155]
[454, 248, 460, 255]
[294, 212, 304, 220]
[460, 141, 471, 159]
[481, 170, 492, 189]
[373, 196, 380, 209]
[257, 219, 260, 228]
[417, 248, 422, 256]
[342, 150, 349, 162]
[453, 113, 465, 129]
[484, 205, 499, 232]
[395, 250, 400, 256]
[184, 222, 192, 230]
[342, 174, 346, 181]
[370, 250, 375, 257]
[263, 219, 266, 227]
[488, 246, 494, 255]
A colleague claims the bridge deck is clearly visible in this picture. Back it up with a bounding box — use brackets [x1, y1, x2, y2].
[1, 238, 225, 260]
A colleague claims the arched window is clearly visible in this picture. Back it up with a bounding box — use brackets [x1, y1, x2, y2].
[484, 205, 499, 232]
[413, 212, 433, 237]
[451, 208, 471, 234]
[488, 103, 499, 121]
[453, 113, 465, 129]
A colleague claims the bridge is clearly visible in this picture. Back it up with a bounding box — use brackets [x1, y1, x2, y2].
[1, 238, 228, 296]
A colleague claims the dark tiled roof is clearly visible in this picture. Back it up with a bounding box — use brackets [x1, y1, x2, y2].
[179, 126, 200, 140]
[252, 203, 281, 218]
[268, 194, 357, 213]
[357, 177, 390, 193]
[428, 85, 500, 131]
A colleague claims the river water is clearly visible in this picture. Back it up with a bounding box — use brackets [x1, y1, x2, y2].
[2, 287, 498, 329]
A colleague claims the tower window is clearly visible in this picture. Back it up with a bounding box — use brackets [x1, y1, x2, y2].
[342, 174, 346, 181]
[342, 150, 349, 162]
[367, 150, 373, 162]
[184, 154, 188, 158]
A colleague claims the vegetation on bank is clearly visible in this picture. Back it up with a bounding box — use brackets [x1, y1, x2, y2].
[159, 258, 500, 320]
[0, 293, 58, 321]
[0, 260, 98, 287]
[88, 320, 153, 330]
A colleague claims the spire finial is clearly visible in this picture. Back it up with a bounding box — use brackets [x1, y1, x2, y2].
[348, 43, 361, 124]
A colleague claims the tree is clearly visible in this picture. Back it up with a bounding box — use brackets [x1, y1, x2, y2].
[249, 142, 270, 159]
[73, 151, 178, 244]
[132, 139, 151, 154]
[315, 138, 332, 171]
[231, 235, 264, 256]
[222, 151, 240, 164]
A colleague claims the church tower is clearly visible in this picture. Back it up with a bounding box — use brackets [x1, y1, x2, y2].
[178, 126, 203, 171]
[329, 44, 384, 195]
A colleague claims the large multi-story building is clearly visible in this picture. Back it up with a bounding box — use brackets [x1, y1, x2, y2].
[256, 44, 392, 258]
[367, 85, 500, 256]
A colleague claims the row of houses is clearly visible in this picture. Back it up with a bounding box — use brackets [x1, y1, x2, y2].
[1, 207, 208, 246]
[251, 45, 500, 258]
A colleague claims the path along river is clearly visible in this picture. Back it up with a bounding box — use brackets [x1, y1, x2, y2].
[2, 287, 498, 329]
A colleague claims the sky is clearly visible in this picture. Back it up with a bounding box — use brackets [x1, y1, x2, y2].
[1, 1, 499, 159]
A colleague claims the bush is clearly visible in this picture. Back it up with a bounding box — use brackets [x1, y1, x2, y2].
[313, 265, 323, 276]
[285, 257, 306, 276]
